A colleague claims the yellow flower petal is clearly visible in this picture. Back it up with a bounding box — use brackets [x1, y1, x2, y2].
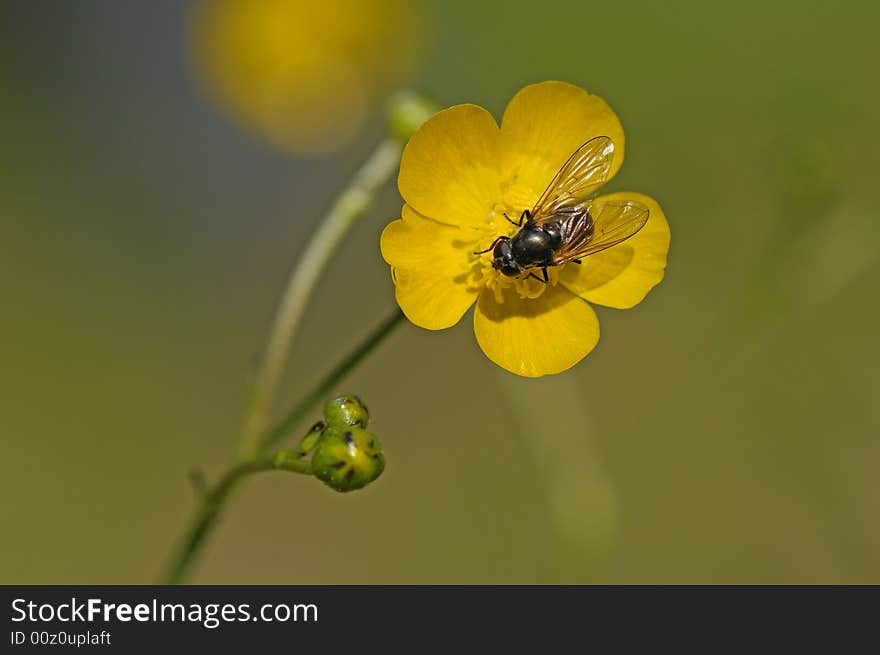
[561, 192, 670, 309]
[380, 206, 480, 330]
[398, 104, 502, 228]
[473, 284, 600, 377]
[499, 81, 625, 210]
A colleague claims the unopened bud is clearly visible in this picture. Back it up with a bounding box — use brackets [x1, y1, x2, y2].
[310, 426, 385, 492]
[323, 394, 370, 429]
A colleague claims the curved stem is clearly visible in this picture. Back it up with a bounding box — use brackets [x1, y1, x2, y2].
[162, 308, 405, 584]
[256, 308, 405, 455]
[163, 454, 310, 585]
[163, 92, 436, 585]
[239, 139, 402, 459]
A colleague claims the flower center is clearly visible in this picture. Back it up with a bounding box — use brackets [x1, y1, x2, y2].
[468, 203, 562, 304]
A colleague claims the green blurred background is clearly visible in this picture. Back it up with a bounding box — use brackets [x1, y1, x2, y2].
[2, 0, 878, 583]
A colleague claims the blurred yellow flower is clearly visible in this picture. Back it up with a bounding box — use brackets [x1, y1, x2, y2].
[191, 0, 422, 155]
[381, 81, 670, 377]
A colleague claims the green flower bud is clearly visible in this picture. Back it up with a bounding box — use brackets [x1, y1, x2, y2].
[386, 90, 439, 144]
[311, 426, 385, 493]
[323, 394, 370, 429]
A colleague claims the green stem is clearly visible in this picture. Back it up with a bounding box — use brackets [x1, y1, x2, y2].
[162, 309, 405, 584]
[239, 138, 403, 459]
[255, 308, 405, 455]
[163, 91, 436, 585]
[163, 454, 310, 585]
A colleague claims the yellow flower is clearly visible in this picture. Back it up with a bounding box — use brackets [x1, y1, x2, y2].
[191, 0, 422, 155]
[380, 81, 671, 377]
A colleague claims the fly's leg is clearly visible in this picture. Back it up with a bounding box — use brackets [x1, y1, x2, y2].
[473, 235, 509, 255]
[572, 259, 582, 265]
[503, 210, 530, 227]
[526, 268, 549, 284]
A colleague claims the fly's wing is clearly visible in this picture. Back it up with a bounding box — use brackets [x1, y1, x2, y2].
[551, 199, 650, 265]
[529, 135, 615, 226]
